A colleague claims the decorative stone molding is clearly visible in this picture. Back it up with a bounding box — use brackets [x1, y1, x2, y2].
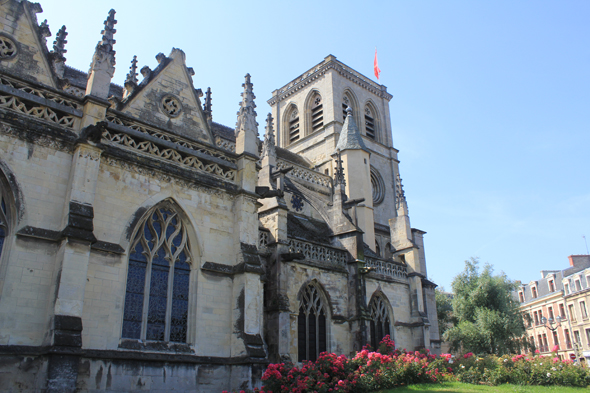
[287, 238, 347, 269]
[276, 159, 331, 188]
[370, 166, 385, 205]
[0, 34, 18, 60]
[160, 94, 182, 118]
[0, 123, 75, 153]
[365, 257, 408, 280]
[267, 58, 392, 106]
[215, 136, 236, 152]
[106, 114, 235, 164]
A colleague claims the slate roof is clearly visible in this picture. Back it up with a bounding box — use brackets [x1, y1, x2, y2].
[334, 109, 370, 154]
[211, 121, 235, 141]
[63, 65, 124, 99]
[287, 213, 332, 244]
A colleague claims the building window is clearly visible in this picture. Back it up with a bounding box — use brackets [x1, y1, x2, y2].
[375, 241, 381, 257]
[581, 301, 588, 319]
[553, 331, 559, 348]
[586, 276, 590, 287]
[585, 329, 590, 346]
[364, 105, 376, 139]
[122, 203, 192, 343]
[560, 304, 566, 318]
[574, 330, 581, 346]
[548, 307, 554, 320]
[549, 280, 555, 292]
[309, 93, 324, 133]
[565, 329, 572, 349]
[369, 295, 392, 350]
[534, 311, 539, 325]
[298, 283, 328, 362]
[531, 287, 537, 298]
[342, 94, 353, 121]
[542, 334, 548, 352]
[370, 167, 386, 206]
[575, 279, 582, 291]
[565, 283, 570, 294]
[519, 292, 524, 303]
[287, 105, 300, 144]
[569, 304, 576, 322]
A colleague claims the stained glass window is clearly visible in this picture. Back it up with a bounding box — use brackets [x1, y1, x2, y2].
[122, 204, 192, 343]
[369, 295, 392, 350]
[298, 283, 327, 362]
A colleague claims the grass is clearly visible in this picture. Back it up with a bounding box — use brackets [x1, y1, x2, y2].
[377, 382, 590, 392]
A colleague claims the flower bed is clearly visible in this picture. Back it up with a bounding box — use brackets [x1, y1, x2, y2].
[223, 336, 590, 393]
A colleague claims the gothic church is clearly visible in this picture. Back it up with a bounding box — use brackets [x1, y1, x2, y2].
[0, 1, 440, 392]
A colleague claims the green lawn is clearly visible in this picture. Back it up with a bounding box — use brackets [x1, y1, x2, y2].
[377, 382, 590, 392]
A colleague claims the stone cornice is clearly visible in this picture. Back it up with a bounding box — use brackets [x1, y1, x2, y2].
[267, 57, 392, 106]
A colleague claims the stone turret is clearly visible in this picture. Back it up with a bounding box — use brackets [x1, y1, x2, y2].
[333, 107, 375, 249]
[85, 9, 116, 99]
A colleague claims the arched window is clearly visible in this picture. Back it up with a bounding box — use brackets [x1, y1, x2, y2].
[369, 294, 392, 350]
[287, 105, 300, 145]
[0, 189, 7, 260]
[341, 91, 357, 122]
[309, 93, 324, 133]
[384, 242, 393, 260]
[375, 241, 381, 257]
[122, 203, 192, 343]
[298, 283, 328, 362]
[364, 104, 378, 140]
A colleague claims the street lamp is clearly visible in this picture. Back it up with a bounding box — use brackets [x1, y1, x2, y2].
[541, 316, 561, 331]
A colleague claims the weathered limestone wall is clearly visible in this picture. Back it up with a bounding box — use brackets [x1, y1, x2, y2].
[0, 133, 73, 346]
[365, 278, 413, 350]
[0, 354, 48, 392]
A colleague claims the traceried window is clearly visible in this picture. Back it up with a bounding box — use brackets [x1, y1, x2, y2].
[287, 105, 300, 144]
[342, 96, 350, 121]
[0, 192, 7, 259]
[122, 204, 192, 343]
[369, 295, 392, 350]
[298, 283, 327, 362]
[364, 105, 376, 139]
[310, 93, 324, 133]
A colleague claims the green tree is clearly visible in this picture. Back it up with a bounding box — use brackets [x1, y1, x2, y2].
[443, 257, 528, 355]
[435, 287, 454, 338]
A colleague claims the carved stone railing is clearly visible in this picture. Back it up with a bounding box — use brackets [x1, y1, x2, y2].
[276, 159, 331, 188]
[287, 238, 347, 269]
[0, 75, 82, 129]
[215, 136, 235, 153]
[101, 120, 237, 182]
[106, 113, 236, 165]
[365, 257, 408, 280]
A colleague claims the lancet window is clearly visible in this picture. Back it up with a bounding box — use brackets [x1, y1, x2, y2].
[287, 105, 300, 144]
[369, 295, 392, 350]
[342, 95, 350, 121]
[298, 283, 328, 362]
[364, 105, 376, 139]
[310, 93, 324, 133]
[122, 203, 192, 343]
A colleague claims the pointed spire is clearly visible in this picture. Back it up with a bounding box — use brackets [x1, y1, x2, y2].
[52, 25, 68, 61]
[261, 113, 276, 159]
[334, 107, 369, 154]
[235, 74, 258, 155]
[86, 9, 117, 99]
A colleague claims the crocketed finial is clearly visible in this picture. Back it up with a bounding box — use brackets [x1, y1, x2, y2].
[334, 149, 346, 187]
[100, 9, 117, 48]
[235, 73, 258, 136]
[203, 87, 212, 114]
[86, 9, 117, 98]
[261, 113, 276, 159]
[125, 55, 138, 85]
[52, 25, 68, 61]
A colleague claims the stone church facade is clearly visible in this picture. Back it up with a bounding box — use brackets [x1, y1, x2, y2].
[0, 1, 439, 392]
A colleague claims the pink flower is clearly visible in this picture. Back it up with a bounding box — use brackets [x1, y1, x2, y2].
[551, 345, 559, 353]
[535, 349, 540, 353]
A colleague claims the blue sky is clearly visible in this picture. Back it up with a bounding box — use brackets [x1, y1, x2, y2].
[36, 0, 590, 290]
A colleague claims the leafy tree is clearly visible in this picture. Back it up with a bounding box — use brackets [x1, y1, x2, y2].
[443, 257, 529, 355]
[435, 287, 454, 338]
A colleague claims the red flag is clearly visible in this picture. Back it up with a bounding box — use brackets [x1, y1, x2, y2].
[374, 48, 381, 80]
